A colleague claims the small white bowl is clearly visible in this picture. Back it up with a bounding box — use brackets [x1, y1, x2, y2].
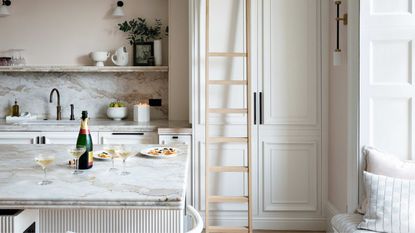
[107, 107, 128, 121]
[90, 51, 110, 67]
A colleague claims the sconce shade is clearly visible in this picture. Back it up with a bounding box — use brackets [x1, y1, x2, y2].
[0, 5, 10, 16]
[333, 51, 342, 66]
[112, 1, 124, 17]
[113, 7, 124, 17]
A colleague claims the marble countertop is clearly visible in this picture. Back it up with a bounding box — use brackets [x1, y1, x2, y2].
[0, 119, 191, 133]
[0, 144, 189, 209]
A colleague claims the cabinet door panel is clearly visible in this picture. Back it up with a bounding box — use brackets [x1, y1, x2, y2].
[263, 0, 319, 126]
[0, 132, 38, 144]
[261, 137, 319, 212]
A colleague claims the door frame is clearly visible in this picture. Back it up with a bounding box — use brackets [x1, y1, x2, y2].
[346, 0, 360, 213]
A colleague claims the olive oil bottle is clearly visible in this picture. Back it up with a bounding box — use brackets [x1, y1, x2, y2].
[77, 111, 93, 169]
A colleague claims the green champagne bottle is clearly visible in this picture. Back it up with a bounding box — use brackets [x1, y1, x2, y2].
[77, 111, 93, 169]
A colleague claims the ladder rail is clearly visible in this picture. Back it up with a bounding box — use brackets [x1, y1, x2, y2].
[204, 0, 210, 231]
[246, 0, 253, 232]
[205, 0, 252, 232]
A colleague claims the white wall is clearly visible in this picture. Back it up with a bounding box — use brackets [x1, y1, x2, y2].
[168, 0, 189, 121]
[0, 0, 168, 66]
[328, 0, 348, 213]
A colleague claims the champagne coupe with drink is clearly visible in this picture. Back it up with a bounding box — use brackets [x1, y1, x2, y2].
[35, 154, 55, 185]
[105, 145, 120, 172]
[68, 147, 86, 175]
[119, 146, 133, 176]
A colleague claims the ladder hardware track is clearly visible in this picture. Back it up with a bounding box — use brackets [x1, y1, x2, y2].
[208, 108, 248, 114]
[209, 166, 248, 173]
[208, 52, 247, 57]
[208, 196, 249, 203]
[207, 137, 248, 143]
[208, 80, 247, 85]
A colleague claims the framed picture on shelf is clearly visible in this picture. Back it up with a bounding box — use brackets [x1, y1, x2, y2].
[133, 42, 154, 66]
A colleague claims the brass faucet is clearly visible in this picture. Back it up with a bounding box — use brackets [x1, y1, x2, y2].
[49, 88, 62, 120]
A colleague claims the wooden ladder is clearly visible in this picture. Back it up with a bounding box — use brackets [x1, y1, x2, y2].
[204, 0, 252, 232]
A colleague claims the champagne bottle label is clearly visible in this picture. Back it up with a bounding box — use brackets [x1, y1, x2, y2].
[77, 112, 93, 169]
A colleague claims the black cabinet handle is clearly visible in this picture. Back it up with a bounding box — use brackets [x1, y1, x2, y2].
[36, 136, 39, 144]
[172, 136, 179, 139]
[42, 136, 46, 144]
[112, 133, 144, 136]
[70, 104, 75, 120]
[259, 92, 263, 124]
[253, 92, 257, 125]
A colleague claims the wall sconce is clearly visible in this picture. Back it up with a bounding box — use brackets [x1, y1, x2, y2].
[112, 1, 125, 17]
[0, 0, 11, 17]
[333, 1, 348, 66]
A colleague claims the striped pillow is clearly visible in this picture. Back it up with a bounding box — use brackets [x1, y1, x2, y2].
[358, 172, 415, 233]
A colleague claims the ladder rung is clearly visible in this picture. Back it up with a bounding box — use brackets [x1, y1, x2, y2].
[208, 196, 249, 203]
[207, 226, 249, 233]
[209, 166, 248, 173]
[208, 80, 247, 85]
[208, 52, 247, 57]
[208, 137, 248, 143]
[208, 108, 248, 114]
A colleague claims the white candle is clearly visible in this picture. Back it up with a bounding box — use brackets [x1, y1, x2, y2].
[134, 103, 150, 122]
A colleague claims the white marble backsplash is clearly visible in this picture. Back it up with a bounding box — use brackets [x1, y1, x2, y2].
[0, 72, 168, 119]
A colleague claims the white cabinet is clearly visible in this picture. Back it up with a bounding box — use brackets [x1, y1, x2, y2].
[0, 132, 39, 144]
[192, 0, 325, 229]
[41, 132, 99, 145]
[99, 132, 157, 145]
[255, 0, 323, 229]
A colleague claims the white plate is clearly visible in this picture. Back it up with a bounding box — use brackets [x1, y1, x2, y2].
[93, 150, 112, 161]
[140, 147, 178, 159]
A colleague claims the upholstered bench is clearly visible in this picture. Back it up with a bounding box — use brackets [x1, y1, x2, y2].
[331, 214, 373, 233]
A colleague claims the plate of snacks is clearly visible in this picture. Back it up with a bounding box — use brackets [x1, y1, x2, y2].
[140, 147, 178, 158]
[93, 150, 112, 161]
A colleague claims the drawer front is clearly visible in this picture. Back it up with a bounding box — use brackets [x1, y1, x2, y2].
[159, 135, 191, 145]
[0, 132, 39, 144]
[42, 132, 99, 145]
[99, 132, 157, 145]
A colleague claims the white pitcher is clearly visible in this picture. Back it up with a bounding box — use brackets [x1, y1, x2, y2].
[111, 46, 129, 66]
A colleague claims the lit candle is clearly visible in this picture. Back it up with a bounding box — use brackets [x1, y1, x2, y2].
[133, 103, 150, 122]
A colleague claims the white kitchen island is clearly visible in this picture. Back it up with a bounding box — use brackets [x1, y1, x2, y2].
[0, 144, 190, 233]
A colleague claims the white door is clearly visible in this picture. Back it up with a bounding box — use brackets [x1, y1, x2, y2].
[41, 132, 99, 145]
[257, 0, 323, 228]
[99, 132, 157, 145]
[262, 0, 319, 126]
[360, 0, 415, 160]
[0, 132, 39, 144]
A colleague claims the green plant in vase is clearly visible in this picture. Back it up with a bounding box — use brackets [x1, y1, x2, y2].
[118, 18, 167, 66]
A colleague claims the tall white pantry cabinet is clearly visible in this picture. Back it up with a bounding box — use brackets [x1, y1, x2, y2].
[191, 0, 327, 230]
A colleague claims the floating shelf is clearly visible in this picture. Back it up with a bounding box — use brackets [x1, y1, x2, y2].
[0, 66, 169, 73]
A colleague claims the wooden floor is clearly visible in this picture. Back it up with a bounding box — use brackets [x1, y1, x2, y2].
[254, 231, 324, 233]
[203, 231, 324, 233]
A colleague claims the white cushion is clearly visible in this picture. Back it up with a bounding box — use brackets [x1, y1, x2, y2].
[331, 214, 372, 233]
[364, 146, 415, 179]
[358, 147, 415, 214]
[358, 172, 415, 233]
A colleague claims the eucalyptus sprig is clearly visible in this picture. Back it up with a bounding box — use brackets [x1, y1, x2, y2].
[118, 17, 167, 45]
